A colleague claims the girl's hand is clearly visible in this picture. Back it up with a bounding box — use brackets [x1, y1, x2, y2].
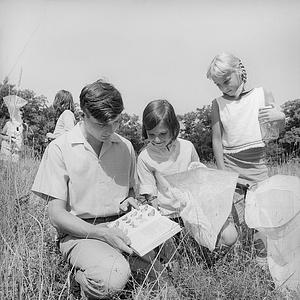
[258, 105, 284, 124]
[146, 196, 159, 209]
[188, 161, 207, 170]
[119, 197, 139, 212]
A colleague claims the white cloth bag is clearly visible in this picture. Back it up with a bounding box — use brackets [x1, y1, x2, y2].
[245, 175, 300, 291]
[157, 167, 238, 251]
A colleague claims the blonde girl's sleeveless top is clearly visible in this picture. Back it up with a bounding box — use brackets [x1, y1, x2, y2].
[216, 87, 265, 154]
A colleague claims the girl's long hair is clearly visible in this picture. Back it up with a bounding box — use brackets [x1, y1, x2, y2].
[53, 90, 75, 119]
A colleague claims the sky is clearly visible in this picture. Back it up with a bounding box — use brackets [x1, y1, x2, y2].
[1, 0, 300, 117]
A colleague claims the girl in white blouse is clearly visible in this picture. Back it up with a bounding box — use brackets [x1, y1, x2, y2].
[46, 90, 76, 140]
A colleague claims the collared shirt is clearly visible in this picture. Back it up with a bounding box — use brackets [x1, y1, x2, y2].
[137, 138, 203, 216]
[32, 122, 136, 218]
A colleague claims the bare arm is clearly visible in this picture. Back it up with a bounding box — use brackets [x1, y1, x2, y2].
[46, 132, 56, 140]
[211, 99, 226, 170]
[48, 198, 133, 254]
[137, 154, 159, 208]
[0, 133, 10, 141]
[0, 123, 11, 141]
[259, 89, 286, 133]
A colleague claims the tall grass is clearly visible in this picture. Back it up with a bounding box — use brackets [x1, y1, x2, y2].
[0, 158, 69, 299]
[0, 157, 299, 299]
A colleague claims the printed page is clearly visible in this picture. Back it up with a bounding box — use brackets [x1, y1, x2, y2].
[128, 216, 181, 256]
[109, 205, 181, 256]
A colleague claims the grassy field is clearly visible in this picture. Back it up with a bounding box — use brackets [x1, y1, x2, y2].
[0, 156, 299, 300]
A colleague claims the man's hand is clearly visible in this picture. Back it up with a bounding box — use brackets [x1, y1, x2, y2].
[97, 226, 133, 254]
[119, 197, 139, 212]
[48, 199, 134, 255]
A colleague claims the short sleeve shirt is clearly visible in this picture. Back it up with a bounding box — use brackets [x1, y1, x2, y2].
[32, 122, 137, 218]
[137, 138, 201, 215]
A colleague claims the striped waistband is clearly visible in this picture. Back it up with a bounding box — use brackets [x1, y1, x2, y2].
[223, 141, 265, 154]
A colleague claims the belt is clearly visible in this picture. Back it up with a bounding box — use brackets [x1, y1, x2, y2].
[82, 214, 125, 225]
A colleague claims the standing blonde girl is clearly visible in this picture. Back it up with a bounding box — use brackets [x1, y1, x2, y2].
[207, 52, 285, 184]
[0, 95, 27, 162]
[207, 52, 285, 265]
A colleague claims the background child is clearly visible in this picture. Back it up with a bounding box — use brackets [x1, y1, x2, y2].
[46, 90, 75, 140]
[0, 117, 24, 162]
[207, 52, 285, 264]
[137, 99, 237, 250]
[0, 95, 28, 162]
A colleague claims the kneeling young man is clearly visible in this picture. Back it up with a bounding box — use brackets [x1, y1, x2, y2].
[32, 79, 166, 299]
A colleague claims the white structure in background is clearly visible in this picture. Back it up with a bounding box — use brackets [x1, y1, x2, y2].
[0, 95, 27, 162]
[245, 175, 300, 292]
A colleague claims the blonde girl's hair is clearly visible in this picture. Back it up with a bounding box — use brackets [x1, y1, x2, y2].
[53, 90, 75, 118]
[206, 52, 247, 83]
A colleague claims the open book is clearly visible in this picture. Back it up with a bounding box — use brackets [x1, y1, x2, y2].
[108, 204, 182, 256]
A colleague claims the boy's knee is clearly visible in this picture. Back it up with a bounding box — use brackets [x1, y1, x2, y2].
[75, 258, 131, 298]
[220, 223, 238, 246]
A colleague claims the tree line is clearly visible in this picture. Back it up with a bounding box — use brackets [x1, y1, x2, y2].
[0, 79, 299, 162]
